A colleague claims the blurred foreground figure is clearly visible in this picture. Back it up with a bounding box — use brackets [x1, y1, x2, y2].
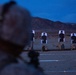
[41, 32, 47, 51]
[71, 33, 76, 50]
[28, 50, 44, 72]
[58, 30, 65, 50]
[0, 1, 45, 75]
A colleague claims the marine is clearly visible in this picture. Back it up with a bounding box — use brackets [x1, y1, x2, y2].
[0, 1, 45, 75]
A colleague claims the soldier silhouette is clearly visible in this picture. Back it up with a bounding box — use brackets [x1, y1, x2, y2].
[71, 33, 76, 43]
[30, 30, 35, 50]
[71, 33, 76, 50]
[41, 32, 47, 51]
[58, 30, 65, 50]
[59, 31, 64, 42]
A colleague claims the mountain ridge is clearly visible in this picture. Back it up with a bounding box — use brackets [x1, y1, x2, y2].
[31, 17, 76, 31]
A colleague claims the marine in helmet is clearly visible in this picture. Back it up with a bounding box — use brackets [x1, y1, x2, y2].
[0, 1, 45, 75]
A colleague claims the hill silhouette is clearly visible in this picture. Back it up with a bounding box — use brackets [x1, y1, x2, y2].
[32, 17, 76, 32]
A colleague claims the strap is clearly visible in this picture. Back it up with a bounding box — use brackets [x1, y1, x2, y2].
[18, 55, 28, 64]
[0, 37, 24, 57]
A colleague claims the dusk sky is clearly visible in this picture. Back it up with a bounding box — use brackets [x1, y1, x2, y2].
[0, 0, 76, 23]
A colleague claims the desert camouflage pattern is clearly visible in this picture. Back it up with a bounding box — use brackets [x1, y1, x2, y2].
[0, 51, 45, 75]
[0, 3, 45, 75]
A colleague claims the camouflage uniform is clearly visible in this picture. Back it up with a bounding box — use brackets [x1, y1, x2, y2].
[0, 51, 45, 75]
[0, 1, 45, 75]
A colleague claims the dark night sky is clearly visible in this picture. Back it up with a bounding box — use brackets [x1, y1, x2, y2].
[0, 0, 76, 23]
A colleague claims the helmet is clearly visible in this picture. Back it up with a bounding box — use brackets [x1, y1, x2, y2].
[0, 1, 32, 56]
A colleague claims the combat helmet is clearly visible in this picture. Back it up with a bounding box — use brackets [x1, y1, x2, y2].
[0, 1, 32, 57]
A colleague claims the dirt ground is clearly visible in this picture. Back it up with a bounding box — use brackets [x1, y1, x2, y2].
[24, 35, 72, 50]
